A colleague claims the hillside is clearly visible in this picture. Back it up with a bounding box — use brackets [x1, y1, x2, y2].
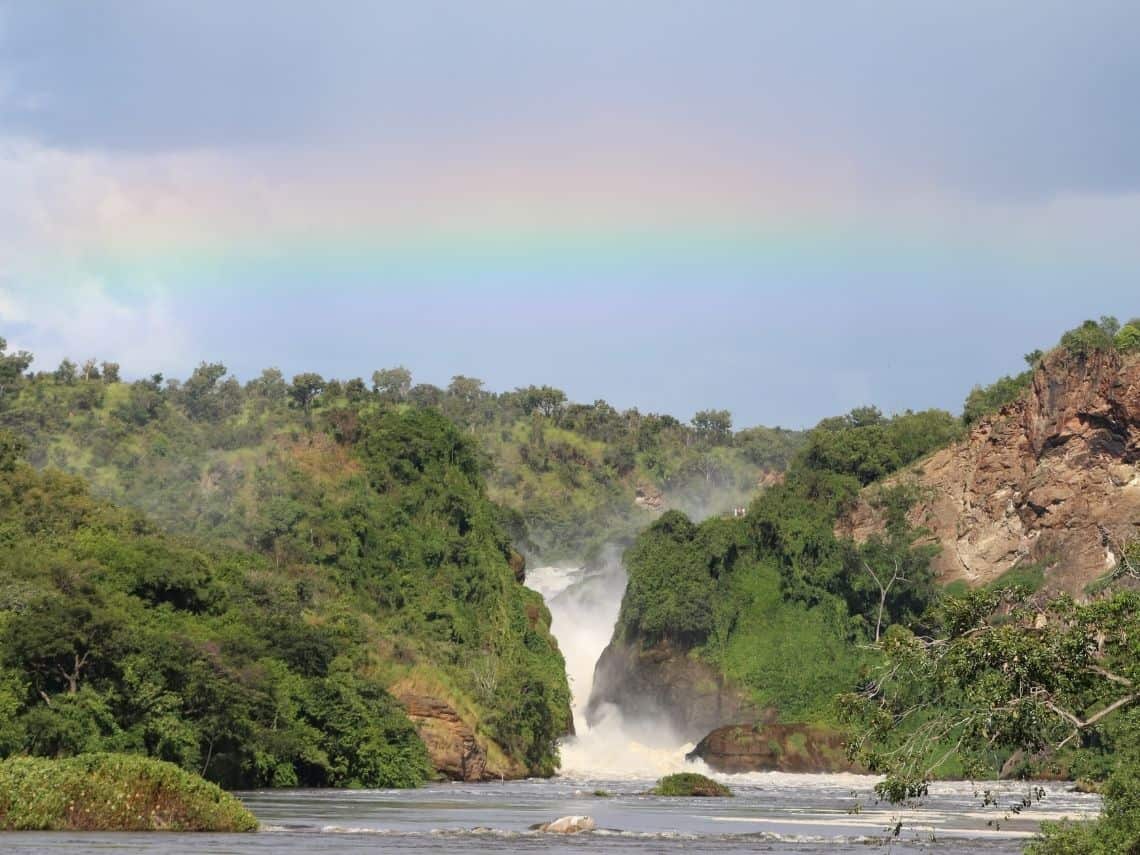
[590, 316, 1140, 778]
[842, 326, 1140, 595]
[0, 390, 572, 784]
[0, 355, 801, 565]
[0, 343, 799, 783]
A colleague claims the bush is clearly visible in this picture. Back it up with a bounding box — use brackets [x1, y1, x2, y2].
[0, 754, 257, 831]
[1115, 321, 1140, 354]
[962, 371, 1033, 426]
[1059, 318, 1117, 357]
[651, 772, 732, 797]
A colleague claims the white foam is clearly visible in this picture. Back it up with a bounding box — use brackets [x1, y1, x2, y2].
[527, 557, 698, 779]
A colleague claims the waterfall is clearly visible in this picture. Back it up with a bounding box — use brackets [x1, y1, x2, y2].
[525, 552, 703, 779]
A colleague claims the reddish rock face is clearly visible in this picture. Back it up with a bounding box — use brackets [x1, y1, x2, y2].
[397, 693, 489, 782]
[688, 723, 864, 774]
[840, 350, 1140, 594]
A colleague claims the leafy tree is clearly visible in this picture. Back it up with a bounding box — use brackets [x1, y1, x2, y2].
[692, 409, 733, 445]
[180, 362, 228, 421]
[54, 359, 78, 385]
[1059, 318, 1118, 356]
[371, 366, 412, 402]
[246, 367, 289, 403]
[288, 373, 325, 414]
[1115, 319, 1140, 354]
[842, 588, 1140, 837]
[0, 338, 32, 403]
[963, 371, 1033, 425]
[516, 385, 567, 418]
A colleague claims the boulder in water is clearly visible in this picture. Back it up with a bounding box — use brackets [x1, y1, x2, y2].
[537, 815, 597, 833]
[687, 722, 864, 774]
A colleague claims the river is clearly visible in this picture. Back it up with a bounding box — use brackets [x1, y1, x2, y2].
[1, 565, 1102, 852]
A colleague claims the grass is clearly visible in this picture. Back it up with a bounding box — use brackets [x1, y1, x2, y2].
[716, 560, 869, 724]
[986, 558, 1051, 594]
[943, 579, 970, 598]
[0, 754, 258, 832]
[651, 773, 732, 797]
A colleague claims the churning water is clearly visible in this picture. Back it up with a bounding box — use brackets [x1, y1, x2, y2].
[524, 560, 700, 777]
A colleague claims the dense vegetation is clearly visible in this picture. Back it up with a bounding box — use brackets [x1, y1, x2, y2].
[0, 344, 802, 565]
[842, 585, 1140, 853]
[0, 390, 571, 785]
[0, 754, 257, 831]
[616, 405, 951, 723]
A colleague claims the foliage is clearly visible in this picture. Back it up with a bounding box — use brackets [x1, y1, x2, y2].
[651, 772, 732, 797]
[963, 370, 1035, 426]
[615, 421, 941, 725]
[617, 511, 722, 646]
[841, 590, 1140, 819]
[0, 449, 435, 789]
[799, 407, 962, 485]
[1029, 728, 1140, 853]
[1115, 319, 1140, 354]
[0, 353, 801, 567]
[1058, 317, 1119, 357]
[0, 753, 257, 831]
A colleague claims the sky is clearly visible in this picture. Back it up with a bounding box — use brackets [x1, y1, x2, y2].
[1, 1, 1138, 428]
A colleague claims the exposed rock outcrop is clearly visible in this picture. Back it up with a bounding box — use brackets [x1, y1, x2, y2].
[535, 815, 596, 833]
[634, 485, 665, 511]
[397, 693, 489, 782]
[586, 639, 763, 742]
[688, 723, 864, 774]
[840, 350, 1140, 594]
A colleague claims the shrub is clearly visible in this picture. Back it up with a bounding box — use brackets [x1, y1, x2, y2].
[651, 772, 732, 797]
[0, 754, 258, 832]
[1059, 318, 1117, 357]
[1115, 321, 1140, 354]
[962, 371, 1033, 426]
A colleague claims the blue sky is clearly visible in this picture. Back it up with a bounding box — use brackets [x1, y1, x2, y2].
[1, 1, 1137, 427]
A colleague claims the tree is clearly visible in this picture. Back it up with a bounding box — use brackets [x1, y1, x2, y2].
[180, 362, 228, 421]
[861, 558, 907, 643]
[1116, 321, 1140, 354]
[289, 373, 325, 414]
[842, 589, 1140, 804]
[447, 375, 484, 404]
[344, 377, 368, 403]
[247, 367, 288, 403]
[0, 430, 25, 472]
[371, 366, 412, 402]
[516, 385, 567, 418]
[0, 337, 33, 402]
[54, 359, 78, 385]
[691, 409, 732, 445]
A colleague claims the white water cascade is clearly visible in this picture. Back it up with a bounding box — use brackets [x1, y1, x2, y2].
[525, 557, 703, 779]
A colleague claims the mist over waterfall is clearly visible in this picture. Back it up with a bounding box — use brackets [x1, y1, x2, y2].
[525, 550, 700, 778]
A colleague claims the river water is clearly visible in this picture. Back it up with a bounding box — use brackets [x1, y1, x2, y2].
[0, 775, 1102, 853]
[1, 565, 1103, 852]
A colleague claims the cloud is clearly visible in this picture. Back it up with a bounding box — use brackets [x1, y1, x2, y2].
[0, 279, 190, 376]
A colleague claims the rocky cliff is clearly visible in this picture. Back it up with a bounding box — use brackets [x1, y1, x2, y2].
[687, 723, 864, 774]
[841, 349, 1140, 594]
[586, 640, 762, 743]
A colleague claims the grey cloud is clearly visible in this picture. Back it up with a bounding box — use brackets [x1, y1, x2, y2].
[1, 1, 1138, 198]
